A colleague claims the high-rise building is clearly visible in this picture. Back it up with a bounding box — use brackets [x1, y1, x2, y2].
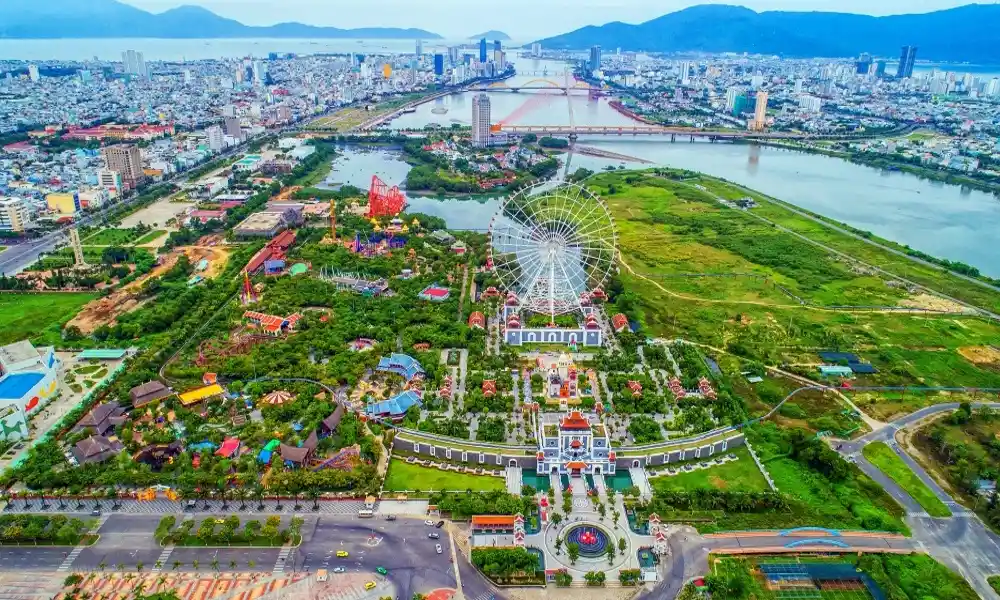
[725, 87, 743, 112]
[121, 49, 148, 78]
[987, 78, 1000, 97]
[471, 93, 491, 148]
[415, 39, 423, 58]
[799, 95, 822, 113]
[875, 60, 887, 78]
[97, 169, 123, 198]
[897, 46, 918, 78]
[0, 198, 31, 232]
[27, 64, 39, 82]
[434, 54, 445, 76]
[479, 39, 487, 63]
[531, 43, 541, 58]
[448, 46, 459, 66]
[494, 40, 502, 54]
[102, 145, 144, 190]
[856, 52, 872, 75]
[793, 79, 803, 94]
[751, 90, 769, 131]
[206, 125, 225, 151]
[589, 46, 602, 72]
[750, 73, 764, 88]
[680, 61, 691, 85]
[224, 116, 241, 139]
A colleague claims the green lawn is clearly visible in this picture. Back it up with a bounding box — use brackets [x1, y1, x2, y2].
[134, 229, 167, 245]
[82, 227, 143, 245]
[990, 575, 1000, 595]
[650, 446, 770, 493]
[0, 292, 96, 346]
[862, 442, 951, 518]
[384, 458, 506, 493]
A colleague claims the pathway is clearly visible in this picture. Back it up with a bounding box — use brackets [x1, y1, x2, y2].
[505, 466, 522, 496]
[628, 467, 652, 501]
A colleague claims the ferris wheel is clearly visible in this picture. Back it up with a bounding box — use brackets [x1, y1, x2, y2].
[488, 182, 618, 319]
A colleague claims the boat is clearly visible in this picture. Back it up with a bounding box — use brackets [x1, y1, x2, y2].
[401, 107, 417, 114]
[431, 107, 448, 115]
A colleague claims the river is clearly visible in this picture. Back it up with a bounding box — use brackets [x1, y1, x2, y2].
[341, 58, 999, 277]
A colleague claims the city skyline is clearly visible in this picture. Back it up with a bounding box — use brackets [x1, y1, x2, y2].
[119, 0, 980, 38]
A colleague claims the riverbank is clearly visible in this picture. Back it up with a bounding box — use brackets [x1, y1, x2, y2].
[748, 139, 1000, 196]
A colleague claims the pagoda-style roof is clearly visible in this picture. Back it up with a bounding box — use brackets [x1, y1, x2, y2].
[559, 410, 590, 431]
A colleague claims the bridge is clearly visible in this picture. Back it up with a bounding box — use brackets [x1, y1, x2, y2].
[495, 124, 886, 141]
[468, 74, 608, 95]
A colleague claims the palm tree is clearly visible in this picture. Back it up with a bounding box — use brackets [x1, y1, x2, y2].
[293, 493, 303, 511]
[191, 559, 200, 572]
[229, 560, 237, 571]
[238, 489, 248, 511]
[115, 562, 125, 574]
[172, 560, 182, 571]
[308, 489, 320, 511]
[248, 559, 256, 570]
[98, 561, 107, 573]
[136, 561, 144, 574]
[154, 560, 162, 571]
[56, 490, 67, 510]
[219, 487, 230, 511]
[210, 558, 220, 573]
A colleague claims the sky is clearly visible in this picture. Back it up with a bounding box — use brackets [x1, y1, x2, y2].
[120, 0, 980, 39]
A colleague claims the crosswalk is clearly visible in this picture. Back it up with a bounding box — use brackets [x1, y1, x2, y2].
[151, 545, 174, 573]
[272, 545, 294, 575]
[56, 546, 84, 573]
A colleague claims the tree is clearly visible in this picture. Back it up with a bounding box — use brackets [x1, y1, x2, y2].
[618, 537, 627, 554]
[606, 542, 615, 564]
[136, 562, 145, 574]
[550, 512, 563, 526]
[554, 536, 563, 555]
[171, 561, 181, 571]
[567, 542, 580, 565]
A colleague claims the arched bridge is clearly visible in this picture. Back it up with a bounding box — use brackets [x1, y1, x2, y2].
[468, 78, 607, 94]
[494, 124, 882, 141]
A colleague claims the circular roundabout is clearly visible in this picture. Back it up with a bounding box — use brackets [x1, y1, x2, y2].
[565, 524, 612, 558]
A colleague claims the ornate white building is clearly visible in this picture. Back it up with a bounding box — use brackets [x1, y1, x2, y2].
[535, 410, 615, 476]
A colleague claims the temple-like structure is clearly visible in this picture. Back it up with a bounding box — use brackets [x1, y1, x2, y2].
[535, 410, 615, 476]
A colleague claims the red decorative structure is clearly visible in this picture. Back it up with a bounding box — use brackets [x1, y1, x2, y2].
[240, 270, 258, 305]
[367, 175, 406, 218]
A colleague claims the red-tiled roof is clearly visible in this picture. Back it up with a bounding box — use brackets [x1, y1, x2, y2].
[565, 461, 587, 469]
[471, 515, 517, 528]
[560, 411, 590, 430]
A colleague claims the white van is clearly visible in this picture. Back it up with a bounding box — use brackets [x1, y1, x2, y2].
[358, 509, 374, 518]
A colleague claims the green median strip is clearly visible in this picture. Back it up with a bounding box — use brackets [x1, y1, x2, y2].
[862, 441, 952, 518]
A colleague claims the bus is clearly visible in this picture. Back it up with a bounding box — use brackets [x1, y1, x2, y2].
[358, 509, 374, 518]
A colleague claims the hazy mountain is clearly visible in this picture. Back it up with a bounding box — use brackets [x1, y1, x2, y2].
[533, 4, 1000, 62]
[0, 0, 442, 39]
[470, 31, 511, 41]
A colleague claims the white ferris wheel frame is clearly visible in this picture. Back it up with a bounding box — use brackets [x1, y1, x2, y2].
[487, 181, 618, 319]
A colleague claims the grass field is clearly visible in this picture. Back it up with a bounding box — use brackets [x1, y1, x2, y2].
[384, 459, 506, 493]
[709, 553, 978, 600]
[650, 446, 770, 493]
[82, 228, 144, 245]
[591, 170, 1000, 389]
[990, 575, 1000, 595]
[861, 442, 951, 517]
[0, 292, 96, 345]
[134, 230, 168, 245]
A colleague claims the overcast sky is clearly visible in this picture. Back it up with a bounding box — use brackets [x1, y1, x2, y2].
[120, 0, 980, 39]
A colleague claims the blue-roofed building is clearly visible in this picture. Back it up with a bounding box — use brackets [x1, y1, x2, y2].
[366, 390, 423, 421]
[0, 340, 61, 441]
[376, 353, 425, 381]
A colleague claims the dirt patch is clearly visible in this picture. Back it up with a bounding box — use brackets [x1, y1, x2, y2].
[958, 346, 1000, 367]
[899, 293, 972, 314]
[708, 475, 727, 490]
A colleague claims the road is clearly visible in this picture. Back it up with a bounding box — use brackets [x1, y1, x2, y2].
[0, 513, 496, 600]
[834, 402, 1000, 600]
[0, 130, 292, 276]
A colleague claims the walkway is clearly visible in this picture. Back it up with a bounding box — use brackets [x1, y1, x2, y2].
[505, 466, 522, 495]
[629, 467, 652, 500]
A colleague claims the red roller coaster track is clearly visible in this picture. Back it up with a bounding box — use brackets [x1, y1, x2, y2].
[367, 175, 406, 218]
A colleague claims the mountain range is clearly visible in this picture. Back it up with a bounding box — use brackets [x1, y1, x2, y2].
[534, 4, 1000, 62]
[0, 0, 442, 39]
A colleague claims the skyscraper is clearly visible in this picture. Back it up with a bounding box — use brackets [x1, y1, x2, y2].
[102, 145, 144, 190]
[122, 50, 148, 78]
[856, 52, 872, 75]
[471, 93, 491, 148]
[479, 39, 487, 63]
[0, 198, 31, 233]
[415, 39, 423, 58]
[494, 40, 502, 54]
[27, 65, 39, 82]
[897, 46, 918, 78]
[434, 54, 445, 76]
[531, 43, 541, 58]
[206, 125, 225, 151]
[589, 46, 602, 72]
[751, 90, 769, 131]
[224, 116, 241, 139]
[725, 87, 744, 112]
[875, 61, 887, 78]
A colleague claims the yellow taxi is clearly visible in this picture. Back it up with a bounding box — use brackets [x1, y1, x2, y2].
[336, 550, 349, 557]
[364, 581, 377, 591]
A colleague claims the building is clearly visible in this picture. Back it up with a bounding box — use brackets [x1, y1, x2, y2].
[897, 46, 918, 78]
[855, 52, 872, 75]
[224, 116, 242, 139]
[434, 54, 445, 77]
[479, 38, 487, 63]
[751, 90, 769, 132]
[471, 93, 491, 148]
[73, 401, 127, 437]
[46, 192, 81, 215]
[0, 340, 60, 420]
[122, 49, 147, 78]
[27, 64, 39, 82]
[875, 60, 887, 78]
[206, 125, 225, 151]
[724, 87, 743, 112]
[97, 168, 123, 198]
[102, 145, 144, 190]
[535, 410, 614, 476]
[799, 95, 822, 113]
[365, 390, 422, 422]
[415, 39, 423, 58]
[589, 46, 602, 73]
[531, 43, 541, 58]
[72, 435, 123, 465]
[0, 197, 31, 232]
[129, 380, 172, 408]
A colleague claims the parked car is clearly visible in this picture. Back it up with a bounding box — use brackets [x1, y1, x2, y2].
[386, 514, 397, 521]
[336, 550, 349, 557]
[333, 567, 346, 573]
[435, 544, 443, 554]
[428, 532, 440, 539]
[435, 520, 445, 528]
[424, 519, 434, 526]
